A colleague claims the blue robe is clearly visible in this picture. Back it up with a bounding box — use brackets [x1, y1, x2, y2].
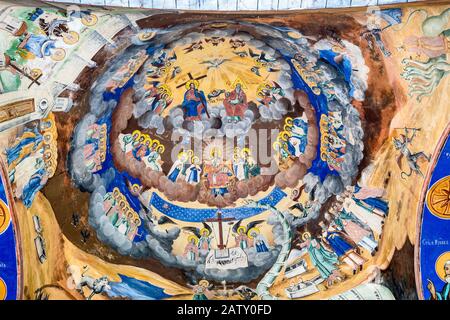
[168, 167, 180, 182]
[6, 129, 42, 165]
[22, 169, 45, 208]
[325, 231, 353, 257]
[433, 283, 450, 300]
[187, 166, 200, 183]
[354, 185, 389, 213]
[182, 89, 207, 118]
[24, 34, 56, 59]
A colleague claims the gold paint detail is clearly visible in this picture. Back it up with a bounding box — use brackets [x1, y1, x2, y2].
[426, 176, 450, 219]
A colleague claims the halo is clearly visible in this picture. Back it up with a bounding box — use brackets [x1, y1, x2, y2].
[200, 228, 210, 236]
[131, 184, 140, 190]
[177, 151, 187, 160]
[51, 48, 66, 62]
[283, 124, 293, 132]
[138, 31, 156, 42]
[247, 227, 260, 238]
[188, 235, 199, 245]
[43, 132, 53, 141]
[185, 79, 199, 90]
[312, 87, 321, 96]
[287, 31, 302, 39]
[157, 145, 165, 154]
[237, 226, 246, 234]
[63, 31, 80, 45]
[331, 45, 344, 53]
[240, 147, 251, 158]
[302, 231, 311, 241]
[231, 78, 247, 90]
[144, 138, 152, 145]
[192, 155, 199, 163]
[158, 84, 173, 99]
[273, 141, 281, 151]
[81, 14, 98, 26]
[279, 131, 292, 142]
[199, 279, 209, 287]
[132, 130, 141, 138]
[435, 251, 450, 281]
[0, 199, 11, 235]
[0, 277, 6, 300]
[256, 83, 270, 96]
[210, 147, 222, 158]
[284, 117, 293, 126]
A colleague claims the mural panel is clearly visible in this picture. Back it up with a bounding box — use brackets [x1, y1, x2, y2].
[0, 0, 448, 300]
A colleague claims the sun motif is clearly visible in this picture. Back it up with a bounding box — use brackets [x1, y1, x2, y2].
[0, 200, 11, 235]
[0, 277, 6, 300]
[426, 176, 450, 219]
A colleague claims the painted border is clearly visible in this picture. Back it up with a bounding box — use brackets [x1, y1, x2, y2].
[414, 122, 450, 300]
[0, 156, 23, 300]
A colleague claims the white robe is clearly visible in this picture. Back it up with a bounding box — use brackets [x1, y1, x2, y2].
[342, 197, 383, 235]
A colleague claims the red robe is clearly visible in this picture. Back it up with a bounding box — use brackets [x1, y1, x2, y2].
[224, 89, 248, 117]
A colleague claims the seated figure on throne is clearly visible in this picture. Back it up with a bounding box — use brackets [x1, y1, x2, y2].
[224, 81, 248, 123]
[182, 80, 208, 121]
[203, 148, 234, 196]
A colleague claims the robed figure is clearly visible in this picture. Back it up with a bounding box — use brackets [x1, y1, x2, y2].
[182, 80, 208, 121]
[224, 83, 248, 122]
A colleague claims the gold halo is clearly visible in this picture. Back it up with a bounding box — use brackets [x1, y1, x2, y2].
[188, 235, 199, 245]
[247, 227, 260, 238]
[199, 279, 209, 287]
[144, 138, 152, 145]
[185, 79, 199, 90]
[156, 145, 165, 154]
[435, 251, 450, 281]
[312, 87, 321, 95]
[273, 141, 281, 151]
[302, 232, 311, 241]
[51, 48, 66, 62]
[287, 31, 302, 39]
[138, 31, 156, 42]
[134, 217, 142, 226]
[283, 124, 293, 132]
[0, 200, 11, 236]
[178, 151, 187, 160]
[240, 147, 251, 158]
[192, 156, 199, 163]
[81, 14, 98, 26]
[210, 148, 222, 158]
[331, 45, 344, 53]
[279, 131, 292, 142]
[237, 226, 246, 234]
[0, 277, 6, 300]
[284, 117, 293, 126]
[132, 130, 141, 137]
[30, 68, 42, 79]
[231, 78, 247, 90]
[63, 31, 80, 45]
[200, 228, 210, 236]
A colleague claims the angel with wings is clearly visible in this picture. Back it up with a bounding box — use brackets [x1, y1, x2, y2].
[183, 222, 213, 253]
[232, 219, 265, 250]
